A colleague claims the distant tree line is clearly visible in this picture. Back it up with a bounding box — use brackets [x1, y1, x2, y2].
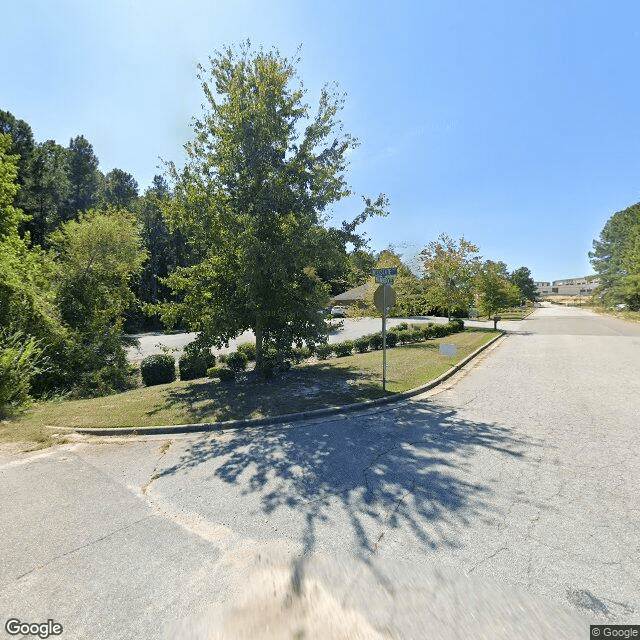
[358, 241, 537, 320]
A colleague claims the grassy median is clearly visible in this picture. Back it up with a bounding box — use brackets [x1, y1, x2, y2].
[2, 329, 499, 448]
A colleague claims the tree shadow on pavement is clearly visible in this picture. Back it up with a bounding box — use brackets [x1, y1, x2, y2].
[155, 399, 536, 599]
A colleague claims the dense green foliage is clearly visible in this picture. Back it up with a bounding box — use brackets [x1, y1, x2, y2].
[590, 202, 640, 310]
[510, 266, 537, 302]
[157, 43, 387, 372]
[476, 260, 520, 318]
[225, 351, 249, 372]
[0, 331, 46, 416]
[141, 354, 176, 386]
[178, 350, 216, 381]
[418, 234, 480, 320]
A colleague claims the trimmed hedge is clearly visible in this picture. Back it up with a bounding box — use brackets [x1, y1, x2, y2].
[315, 344, 334, 360]
[334, 341, 354, 357]
[141, 354, 176, 386]
[226, 350, 249, 372]
[237, 342, 257, 361]
[291, 346, 312, 362]
[207, 366, 235, 381]
[178, 350, 215, 381]
[385, 332, 398, 347]
[353, 336, 370, 353]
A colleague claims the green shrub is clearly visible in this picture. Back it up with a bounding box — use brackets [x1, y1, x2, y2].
[396, 322, 409, 331]
[450, 318, 465, 331]
[397, 329, 412, 345]
[385, 332, 398, 347]
[369, 333, 384, 350]
[291, 346, 312, 362]
[217, 353, 228, 363]
[226, 350, 249, 372]
[179, 350, 215, 381]
[315, 344, 334, 360]
[218, 367, 235, 381]
[421, 325, 434, 340]
[237, 341, 257, 361]
[141, 354, 176, 386]
[353, 336, 370, 353]
[431, 324, 447, 338]
[207, 366, 235, 381]
[334, 341, 354, 357]
[409, 328, 423, 342]
[0, 331, 45, 416]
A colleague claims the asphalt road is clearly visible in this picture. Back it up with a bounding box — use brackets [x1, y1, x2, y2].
[1, 304, 639, 638]
[125, 314, 522, 362]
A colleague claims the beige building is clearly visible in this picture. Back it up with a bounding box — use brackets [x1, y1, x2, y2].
[536, 277, 599, 297]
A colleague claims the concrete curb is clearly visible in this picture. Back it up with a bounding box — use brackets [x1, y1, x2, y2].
[59, 332, 505, 437]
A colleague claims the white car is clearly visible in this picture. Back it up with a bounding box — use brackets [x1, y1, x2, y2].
[331, 306, 347, 317]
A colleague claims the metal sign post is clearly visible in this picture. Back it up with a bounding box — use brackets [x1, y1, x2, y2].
[382, 285, 387, 391]
[372, 272, 397, 392]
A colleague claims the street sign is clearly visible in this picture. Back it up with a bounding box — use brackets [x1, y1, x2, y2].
[371, 267, 397, 277]
[374, 285, 396, 312]
[375, 275, 395, 285]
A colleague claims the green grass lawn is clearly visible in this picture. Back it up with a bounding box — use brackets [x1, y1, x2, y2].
[2, 329, 498, 447]
[475, 306, 534, 321]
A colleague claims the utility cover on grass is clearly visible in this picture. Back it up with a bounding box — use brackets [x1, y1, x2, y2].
[439, 343, 458, 356]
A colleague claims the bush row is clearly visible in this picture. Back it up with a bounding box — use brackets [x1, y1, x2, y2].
[315, 320, 465, 360]
[140, 321, 465, 385]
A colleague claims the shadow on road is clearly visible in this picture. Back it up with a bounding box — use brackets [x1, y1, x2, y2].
[153, 400, 537, 601]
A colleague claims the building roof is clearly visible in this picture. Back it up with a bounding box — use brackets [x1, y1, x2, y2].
[331, 283, 371, 303]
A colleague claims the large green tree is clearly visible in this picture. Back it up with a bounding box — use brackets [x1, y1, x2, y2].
[0, 111, 35, 212]
[101, 168, 139, 209]
[51, 209, 147, 394]
[0, 133, 59, 411]
[64, 135, 103, 221]
[419, 234, 480, 320]
[510, 266, 537, 302]
[590, 202, 640, 310]
[160, 43, 387, 369]
[476, 260, 520, 318]
[25, 140, 71, 246]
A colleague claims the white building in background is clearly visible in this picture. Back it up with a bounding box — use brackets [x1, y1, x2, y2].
[536, 276, 599, 297]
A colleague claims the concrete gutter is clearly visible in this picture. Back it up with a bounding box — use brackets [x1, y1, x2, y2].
[60, 332, 505, 437]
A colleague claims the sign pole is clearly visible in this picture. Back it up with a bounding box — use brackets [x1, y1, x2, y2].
[382, 284, 387, 391]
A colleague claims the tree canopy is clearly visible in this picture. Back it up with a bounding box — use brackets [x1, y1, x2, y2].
[418, 234, 480, 320]
[590, 202, 640, 310]
[510, 266, 537, 302]
[160, 43, 387, 368]
[476, 260, 520, 318]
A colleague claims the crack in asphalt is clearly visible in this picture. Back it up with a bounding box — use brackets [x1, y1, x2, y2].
[12, 515, 153, 583]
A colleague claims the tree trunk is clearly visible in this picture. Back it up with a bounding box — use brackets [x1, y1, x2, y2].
[255, 315, 263, 371]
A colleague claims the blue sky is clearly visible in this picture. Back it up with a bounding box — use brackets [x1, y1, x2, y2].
[3, 0, 640, 281]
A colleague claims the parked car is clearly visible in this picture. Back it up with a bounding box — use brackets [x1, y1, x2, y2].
[331, 306, 347, 317]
